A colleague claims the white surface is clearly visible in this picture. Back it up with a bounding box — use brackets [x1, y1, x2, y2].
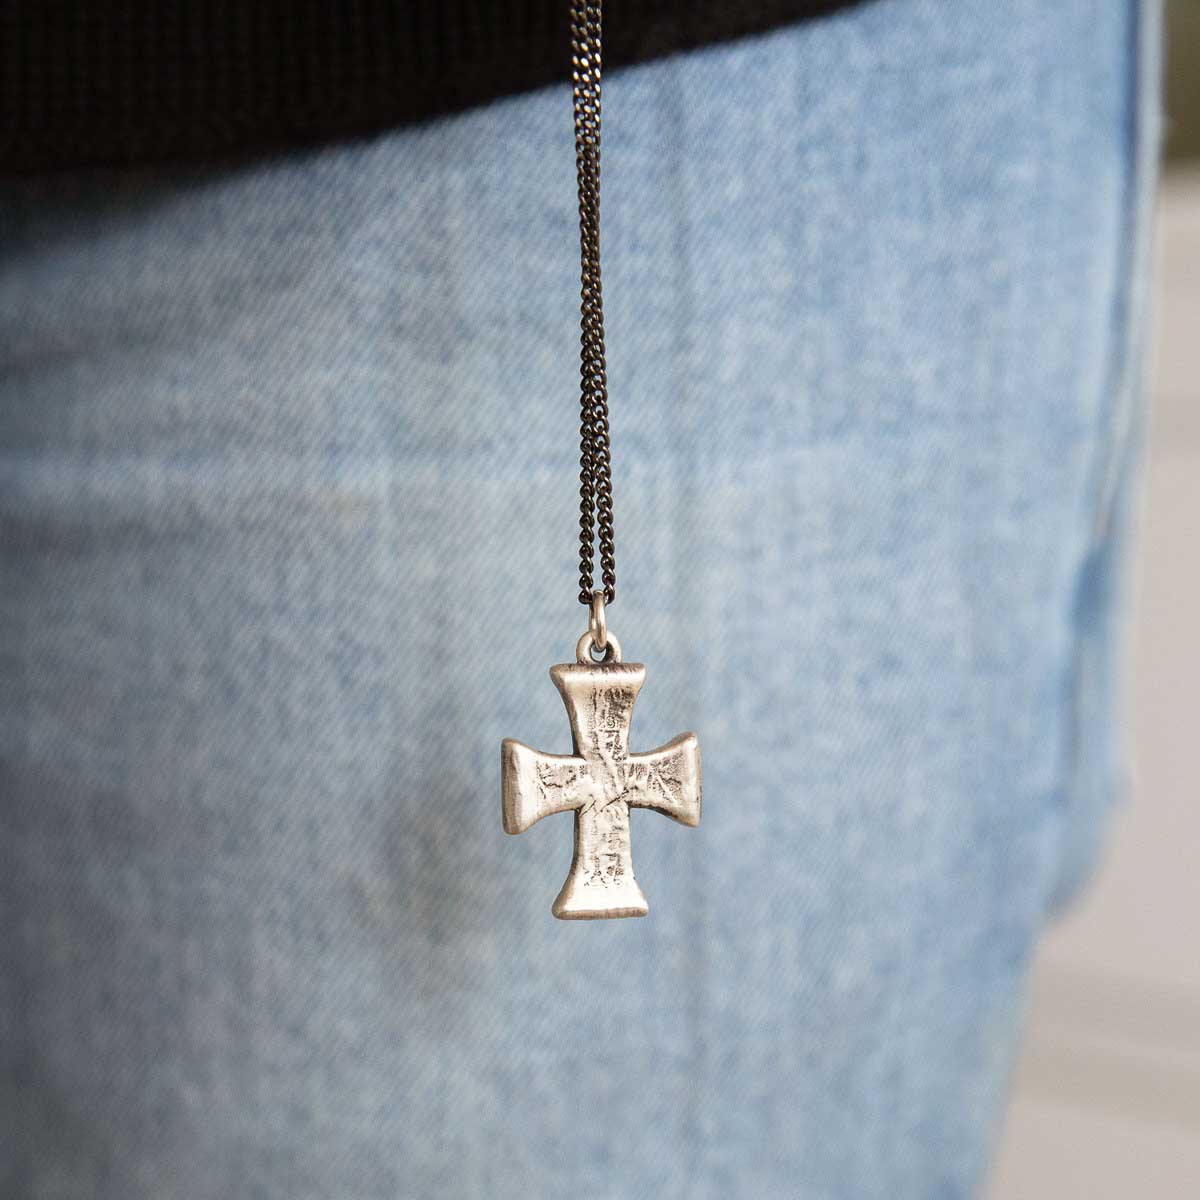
[987, 174, 1200, 1196]
[991, 1102, 1200, 1199]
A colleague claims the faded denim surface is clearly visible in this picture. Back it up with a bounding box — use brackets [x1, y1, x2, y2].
[0, 2, 1158, 1197]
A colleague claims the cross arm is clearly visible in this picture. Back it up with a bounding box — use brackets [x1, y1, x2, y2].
[501, 739, 585, 834]
[626, 733, 701, 826]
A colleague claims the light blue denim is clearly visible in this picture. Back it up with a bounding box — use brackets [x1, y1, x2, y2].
[0, 2, 1159, 1197]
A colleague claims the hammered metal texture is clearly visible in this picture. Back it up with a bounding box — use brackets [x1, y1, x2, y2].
[502, 661, 700, 919]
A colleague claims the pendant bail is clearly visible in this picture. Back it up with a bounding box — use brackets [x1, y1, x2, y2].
[588, 588, 608, 651]
[580, 590, 620, 662]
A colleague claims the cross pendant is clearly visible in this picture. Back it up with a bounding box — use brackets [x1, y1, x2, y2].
[502, 639, 701, 920]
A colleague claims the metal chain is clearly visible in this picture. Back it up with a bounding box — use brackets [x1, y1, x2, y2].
[571, 0, 616, 607]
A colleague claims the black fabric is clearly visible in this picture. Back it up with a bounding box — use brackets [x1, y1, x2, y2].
[1, 1, 866, 173]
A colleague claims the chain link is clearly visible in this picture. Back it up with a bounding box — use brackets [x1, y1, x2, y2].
[571, 0, 616, 606]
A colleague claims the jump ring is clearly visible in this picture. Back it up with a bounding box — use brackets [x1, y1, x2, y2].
[576, 629, 622, 665]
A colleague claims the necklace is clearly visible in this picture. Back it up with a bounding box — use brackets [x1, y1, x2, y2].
[500, 0, 702, 920]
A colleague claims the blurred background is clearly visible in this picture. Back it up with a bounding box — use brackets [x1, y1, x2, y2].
[988, 3, 1200, 1194]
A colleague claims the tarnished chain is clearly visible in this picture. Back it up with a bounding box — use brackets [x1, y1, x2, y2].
[571, 0, 615, 607]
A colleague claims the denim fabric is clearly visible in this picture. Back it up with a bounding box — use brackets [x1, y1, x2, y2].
[0, 2, 1158, 1197]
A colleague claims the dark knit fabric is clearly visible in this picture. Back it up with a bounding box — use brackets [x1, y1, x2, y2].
[0, 1, 865, 172]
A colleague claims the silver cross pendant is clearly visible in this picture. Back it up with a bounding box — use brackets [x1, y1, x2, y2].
[501, 608, 701, 920]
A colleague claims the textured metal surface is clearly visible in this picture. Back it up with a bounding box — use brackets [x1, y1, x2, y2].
[502, 656, 700, 919]
[572, 0, 616, 606]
